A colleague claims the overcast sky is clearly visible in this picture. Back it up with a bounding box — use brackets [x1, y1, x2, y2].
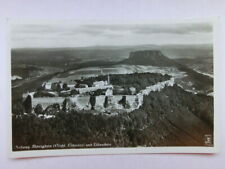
[11, 22, 213, 48]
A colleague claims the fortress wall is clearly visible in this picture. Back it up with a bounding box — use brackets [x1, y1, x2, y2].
[32, 97, 65, 110]
[77, 85, 113, 94]
[32, 95, 139, 111]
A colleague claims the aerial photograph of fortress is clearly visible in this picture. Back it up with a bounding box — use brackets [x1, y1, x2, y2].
[11, 21, 214, 151]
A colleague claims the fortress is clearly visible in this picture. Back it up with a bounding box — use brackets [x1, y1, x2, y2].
[23, 74, 175, 114]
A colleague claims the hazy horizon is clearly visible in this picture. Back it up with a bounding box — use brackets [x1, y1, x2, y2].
[11, 43, 213, 50]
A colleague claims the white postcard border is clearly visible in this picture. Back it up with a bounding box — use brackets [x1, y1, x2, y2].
[7, 18, 219, 158]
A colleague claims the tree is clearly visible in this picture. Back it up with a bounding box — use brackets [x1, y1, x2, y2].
[51, 83, 61, 92]
[52, 103, 60, 110]
[12, 102, 24, 115]
[34, 104, 43, 115]
[62, 98, 68, 112]
[118, 96, 126, 108]
[104, 96, 108, 108]
[56, 83, 62, 92]
[89, 95, 96, 110]
[71, 89, 79, 95]
[63, 83, 69, 90]
[23, 95, 32, 114]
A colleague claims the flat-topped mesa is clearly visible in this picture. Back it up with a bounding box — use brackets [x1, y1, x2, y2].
[123, 50, 176, 66]
[129, 50, 163, 59]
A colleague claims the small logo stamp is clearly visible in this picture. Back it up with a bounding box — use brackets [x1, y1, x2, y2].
[204, 134, 213, 146]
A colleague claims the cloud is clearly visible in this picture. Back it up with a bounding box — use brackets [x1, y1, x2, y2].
[12, 22, 212, 38]
[10, 22, 213, 48]
[133, 23, 212, 34]
[80, 23, 212, 35]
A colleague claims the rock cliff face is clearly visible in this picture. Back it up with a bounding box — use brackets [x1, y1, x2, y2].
[122, 50, 176, 66]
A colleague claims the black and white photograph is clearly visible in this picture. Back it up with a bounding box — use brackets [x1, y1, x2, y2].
[10, 20, 215, 157]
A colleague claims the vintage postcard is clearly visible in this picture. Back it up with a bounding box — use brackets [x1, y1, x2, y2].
[9, 19, 217, 158]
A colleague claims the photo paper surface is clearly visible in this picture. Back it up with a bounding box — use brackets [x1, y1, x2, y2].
[9, 20, 216, 158]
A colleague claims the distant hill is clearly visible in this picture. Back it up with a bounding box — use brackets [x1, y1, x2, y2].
[120, 50, 213, 93]
[121, 50, 176, 66]
[11, 44, 213, 68]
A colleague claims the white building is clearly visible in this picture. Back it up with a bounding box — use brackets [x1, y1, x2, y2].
[93, 81, 107, 87]
[129, 87, 136, 95]
[105, 88, 113, 96]
[11, 75, 22, 81]
[42, 82, 52, 90]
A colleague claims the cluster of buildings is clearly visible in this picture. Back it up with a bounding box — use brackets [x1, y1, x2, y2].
[41, 75, 113, 96]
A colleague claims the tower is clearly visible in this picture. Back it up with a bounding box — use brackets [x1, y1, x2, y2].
[107, 74, 110, 85]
